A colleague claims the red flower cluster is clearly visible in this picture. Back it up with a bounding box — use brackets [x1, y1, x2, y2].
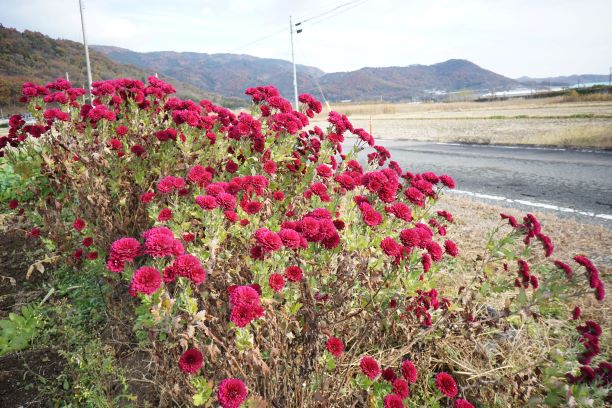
[573, 255, 605, 301]
[566, 320, 611, 387]
[157, 175, 186, 194]
[514, 259, 539, 289]
[166, 254, 207, 285]
[405, 289, 449, 327]
[142, 227, 184, 258]
[229, 285, 264, 327]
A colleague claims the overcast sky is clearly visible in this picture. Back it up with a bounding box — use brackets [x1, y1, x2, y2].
[2, 0, 611, 78]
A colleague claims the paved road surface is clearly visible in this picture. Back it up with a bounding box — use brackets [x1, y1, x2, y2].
[349, 139, 612, 226]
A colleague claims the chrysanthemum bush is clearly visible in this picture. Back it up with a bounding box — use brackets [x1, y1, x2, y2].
[1, 77, 609, 407]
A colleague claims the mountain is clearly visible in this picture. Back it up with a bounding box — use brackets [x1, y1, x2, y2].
[319, 60, 519, 101]
[517, 74, 610, 87]
[93, 45, 325, 101]
[95, 45, 519, 102]
[0, 25, 241, 113]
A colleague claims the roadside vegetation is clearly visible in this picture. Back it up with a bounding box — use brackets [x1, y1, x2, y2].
[0, 78, 609, 407]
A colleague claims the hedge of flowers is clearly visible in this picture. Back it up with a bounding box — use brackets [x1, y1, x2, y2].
[2, 76, 609, 406]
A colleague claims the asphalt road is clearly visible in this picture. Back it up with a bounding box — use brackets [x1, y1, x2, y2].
[349, 139, 612, 226]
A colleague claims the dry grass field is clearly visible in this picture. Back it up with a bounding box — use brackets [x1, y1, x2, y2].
[314, 97, 612, 148]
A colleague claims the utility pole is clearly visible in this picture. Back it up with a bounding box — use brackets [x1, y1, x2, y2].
[609, 67, 611, 87]
[79, 0, 93, 101]
[289, 16, 299, 110]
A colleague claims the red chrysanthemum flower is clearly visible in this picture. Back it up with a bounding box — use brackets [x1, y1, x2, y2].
[115, 125, 129, 136]
[279, 228, 301, 249]
[143, 228, 183, 258]
[444, 240, 459, 257]
[381, 237, 402, 258]
[382, 367, 397, 382]
[73, 218, 86, 232]
[316, 164, 333, 178]
[285, 265, 303, 282]
[401, 359, 418, 383]
[172, 254, 207, 285]
[268, 273, 285, 292]
[572, 305, 581, 320]
[392, 378, 410, 399]
[106, 257, 125, 273]
[217, 378, 248, 408]
[454, 399, 475, 408]
[179, 348, 203, 374]
[254, 228, 282, 253]
[383, 394, 404, 408]
[554, 260, 573, 280]
[8, 199, 18, 210]
[326, 336, 344, 357]
[272, 191, 285, 201]
[225, 160, 238, 173]
[360, 204, 383, 227]
[187, 164, 212, 187]
[29, 227, 41, 238]
[140, 191, 155, 203]
[129, 266, 162, 297]
[110, 237, 141, 261]
[229, 286, 264, 327]
[82, 237, 94, 247]
[108, 138, 122, 150]
[400, 228, 420, 247]
[360, 356, 381, 379]
[421, 253, 432, 273]
[426, 241, 443, 262]
[404, 187, 425, 206]
[242, 200, 262, 215]
[435, 372, 458, 398]
[439, 174, 455, 189]
[263, 160, 277, 175]
[158, 208, 173, 221]
[195, 195, 217, 210]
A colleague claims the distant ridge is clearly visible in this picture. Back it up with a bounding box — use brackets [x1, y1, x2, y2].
[92, 45, 325, 101]
[3, 24, 604, 110]
[0, 25, 241, 111]
[94, 45, 520, 102]
[319, 59, 519, 101]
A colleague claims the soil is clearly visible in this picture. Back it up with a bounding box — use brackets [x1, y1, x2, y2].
[0, 229, 47, 319]
[0, 348, 64, 407]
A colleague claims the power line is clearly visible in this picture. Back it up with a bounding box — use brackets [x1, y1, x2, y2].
[229, 26, 288, 53]
[229, 0, 370, 54]
[307, 0, 371, 27]
[297, 0, 367, 25]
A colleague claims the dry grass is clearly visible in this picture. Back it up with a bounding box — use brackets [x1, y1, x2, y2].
[431, 193, 612, 406]
[313, 98, 612, 148]
[326, 98, 612, 119]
